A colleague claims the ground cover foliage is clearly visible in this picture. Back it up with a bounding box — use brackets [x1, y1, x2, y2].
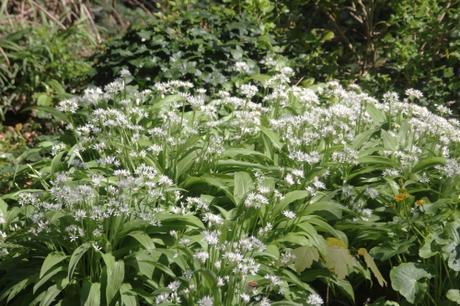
[1, 62, 459, 305]
[1, 0, 460, 305]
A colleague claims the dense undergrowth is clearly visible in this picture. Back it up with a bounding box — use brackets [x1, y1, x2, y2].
[1, 63, 460, 305]
[1, 1, 459, 305]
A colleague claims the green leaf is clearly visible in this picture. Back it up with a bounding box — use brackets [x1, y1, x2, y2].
[120, 283, 137, 306]
[127, 231, 156, 250]
[50, 151, 66, 176]
[33, 106, 69, 123]
[68, 243, 91, 280]
[358, 248, 387, 287]
[158, 213, 205, 229]
[412, 157, 445, 173]
[325, 238, 356, 279]
[175, 149, 200, 180]
[381, 130, 399, 151]
[34, 266, 65, 294]
[233, 171, 254, 204]
[102, 253, 125, 305]
[332, 278, 355, 303]
[81, 281, 101, 306]
[1, 278, 30, 303]
[39, 277, 69, 306]
[366, 104, 386, 124]
[274, 190, 309, 215]
[292, 246, 319, 272]
[390, 263, 431, 304]
[303, 200, 343, 219]
[40, 252, 68, 278]
[260, 127, 282, 150]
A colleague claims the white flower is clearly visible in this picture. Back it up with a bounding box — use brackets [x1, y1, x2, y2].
[57, 98, 79, 113]
[307, 293, 324, 305]
[241, 293, 251, 302]
[383, 168, 400, 177]
[405, 88, 423, 100]
[198, 296, 213, 306]
[436, 104, 452, 116]
[234, 61, 251, 74]
[282, 210, 296, 219]
[203, 231, 219, 246]
[240, 84, 258, 98]
[168, 280, 180, 292]
[265, 274, 282, 287]
[194, 251, 209, 263]
[365, 187, 379, 199]
[203, 213, 224, 225]
[259, 297, 271, 306]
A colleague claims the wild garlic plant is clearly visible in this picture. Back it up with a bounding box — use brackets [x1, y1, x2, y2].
[1, 61, 459, 305]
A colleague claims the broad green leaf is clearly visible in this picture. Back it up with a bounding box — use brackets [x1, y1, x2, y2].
[366, 104, 386, 124]
[2, 278, 30, 303]
[81, 281, 101, 306]
[68, 243, 91, 280]
[127, 231, 156, 250]
[381, 130, 399, 151]
[332, 278, 355, 303]
[277, 233, 310, 246]
[233, 171, 254, 204]
[419, 236, 437, 258]
[292, 246, 319, 272]
[325, 238, 356, 279]
[412, 157, 446, 173]
[351, 128, 377, 149]
[33, 106, 69, 123]
[102, 253, 125, 305]
[390, 263, 431, 304]
[274, 190, 309, 215]
[359, 156, 397, 167]
[120, 283, 137, 306]
[281, 269, 313, 292]
[175, 149, 200, 180]
[303, 200, 343, 219]
[34, 266, 65, 294]
[40, 252, 68, 278]
[158, 213, 205, 229]
[215, 159, 281, 173]
[39, 277, 69, 306]
[222, 148, 270, 161]
[260, 126, 282, 150]
[50, 151, 66, 176]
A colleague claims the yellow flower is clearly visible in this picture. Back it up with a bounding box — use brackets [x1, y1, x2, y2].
[394, 192, 409, 202]
[415, 199, 426, 206]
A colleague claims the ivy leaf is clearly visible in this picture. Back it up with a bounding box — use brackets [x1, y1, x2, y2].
[390, 263, 432, 304]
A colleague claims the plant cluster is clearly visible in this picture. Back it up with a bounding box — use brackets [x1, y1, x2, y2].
[1, 60, 459, 305]
[92, 0, 460, 114]
[91, 4, 277, 91]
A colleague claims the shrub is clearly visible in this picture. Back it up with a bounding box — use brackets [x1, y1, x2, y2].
[1, 61, 459, 305]
[91, 4, 279, 91]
